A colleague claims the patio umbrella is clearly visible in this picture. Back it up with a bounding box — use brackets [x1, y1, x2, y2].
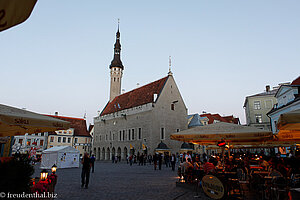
[0, 104, 70, 137]
[0, 0, 37, 32]
[277, 109, 300, 131]
[276, 109, 300, 143]
[170, 122, 272, 145]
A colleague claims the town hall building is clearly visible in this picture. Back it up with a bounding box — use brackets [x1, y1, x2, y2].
[93, 25, 188, 160]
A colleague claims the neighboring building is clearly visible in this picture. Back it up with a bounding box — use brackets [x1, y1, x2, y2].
[0, 136, 13, 157]
[187, 114, 209, 154]
[11, 132, 48, 155]
[188, 114, 209, 128]
[243, 85, 278, 130]
[268, 76, 300, 133]
[199, 113, 240, 125]
[93, 26, 187, 161]
[47, 114, 92, 157]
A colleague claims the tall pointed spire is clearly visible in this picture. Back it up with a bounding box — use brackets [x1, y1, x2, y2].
[109, 20, 124, 102]
[168, 56, 173, 76]
[110, 19, 124, 70]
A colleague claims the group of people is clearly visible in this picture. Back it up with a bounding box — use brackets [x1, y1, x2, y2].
[81, 150, 300, 189]
[111, 155, 121, 163]
[125, 153, 177, 171]
[177, 151, 300, 184]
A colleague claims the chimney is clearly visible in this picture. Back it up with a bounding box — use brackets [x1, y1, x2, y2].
[55, 112, 58, 116]
[266, 85, 270, 92]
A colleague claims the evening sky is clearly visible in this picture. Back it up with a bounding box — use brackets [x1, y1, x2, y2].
[1, 0, 299, 125]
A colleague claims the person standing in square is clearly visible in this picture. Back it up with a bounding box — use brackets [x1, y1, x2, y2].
[81, 153, 92, 189]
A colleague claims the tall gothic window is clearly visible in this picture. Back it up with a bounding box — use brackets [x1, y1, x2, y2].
[138, 128, 142, 140]
[132, 129, 135, 140]
[161, 128, 165, 140]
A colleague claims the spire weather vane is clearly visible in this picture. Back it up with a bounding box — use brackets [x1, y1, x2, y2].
[168, 56, 172, 74]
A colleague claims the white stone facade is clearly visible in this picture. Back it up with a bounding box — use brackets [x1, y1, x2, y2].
[93, 75, 188, 160]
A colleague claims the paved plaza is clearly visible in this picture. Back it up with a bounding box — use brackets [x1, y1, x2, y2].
[33, 161, 209, 200]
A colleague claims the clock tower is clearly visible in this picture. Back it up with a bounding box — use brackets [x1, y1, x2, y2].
[109, 22, 124, 102]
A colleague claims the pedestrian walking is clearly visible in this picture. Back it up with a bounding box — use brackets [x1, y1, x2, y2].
[171, 154, 176, 171]
[158, 153, 162, 170]
[81, 153, 92, 189]
[90, 154, 95, 173]
[164, 154, 170, 168]
[148, 155, 152, 165]
[153, 153, 158, 170]
[129, 155, 133, 166]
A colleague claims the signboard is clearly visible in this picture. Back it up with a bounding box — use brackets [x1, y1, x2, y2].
[217, 140, 226, 147]
[202, 175, 225, 199]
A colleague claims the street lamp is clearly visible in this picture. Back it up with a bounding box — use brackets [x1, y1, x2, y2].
[51, 164, 57, 174]
[40, 169, 48, 181]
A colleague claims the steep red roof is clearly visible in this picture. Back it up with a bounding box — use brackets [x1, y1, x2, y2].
[101, 76, 168, 116]
[200, 113, 239, 124]
[222, 115, 240, 124]
[46, 115, 90, 137]
[291, 76, 300, 85]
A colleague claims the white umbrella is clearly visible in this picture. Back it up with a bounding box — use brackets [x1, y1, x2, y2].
[277, 109, 300, 131]
[170, 122, 272, 145]
[0, 104, 70, 137]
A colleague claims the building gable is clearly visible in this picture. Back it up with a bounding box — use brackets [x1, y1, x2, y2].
[154, 75, 187, 112]
[275, 85, 292, 98]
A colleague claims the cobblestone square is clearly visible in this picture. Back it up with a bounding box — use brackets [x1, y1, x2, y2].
[34, 162, 208, 200]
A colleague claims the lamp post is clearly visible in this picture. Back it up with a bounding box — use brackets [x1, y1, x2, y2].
[51, 164, 57, 174]
[40, 169, 48, 181]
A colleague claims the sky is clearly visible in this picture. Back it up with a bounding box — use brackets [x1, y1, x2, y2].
[1, 0, 299, 126]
